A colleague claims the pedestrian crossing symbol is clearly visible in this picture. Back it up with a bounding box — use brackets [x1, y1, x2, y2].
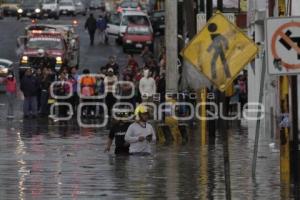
[181, 12, 258, 91]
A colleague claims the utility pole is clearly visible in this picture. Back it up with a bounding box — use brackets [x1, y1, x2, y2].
[165, 0, 178, 93]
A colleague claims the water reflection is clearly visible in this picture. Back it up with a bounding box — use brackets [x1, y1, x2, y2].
[0, 121, 293, 199]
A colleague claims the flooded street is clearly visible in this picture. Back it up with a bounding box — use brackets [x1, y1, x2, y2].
[0, 119, 287, 199]
[0, 9, 296, 200]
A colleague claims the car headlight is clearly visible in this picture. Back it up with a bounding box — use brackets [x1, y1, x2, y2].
[126, 40, 132, 44]
[17, 9, 23, 13]
[21, 56, 28, 64]
[35, 8, 41, 13]
[0, 68, 8, 74]
[146, 41, 152, 44]
[56, 56, 62, 64]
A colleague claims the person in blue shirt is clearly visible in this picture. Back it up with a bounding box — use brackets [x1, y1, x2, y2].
[96, 15, 108, 44]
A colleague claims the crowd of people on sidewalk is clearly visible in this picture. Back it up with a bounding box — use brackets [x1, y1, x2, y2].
[2, 45, 166, 121]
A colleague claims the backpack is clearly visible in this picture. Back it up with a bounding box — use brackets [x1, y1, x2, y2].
[96, 18, 107, 31]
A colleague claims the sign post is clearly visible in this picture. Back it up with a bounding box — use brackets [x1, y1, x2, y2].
[182, 11, 258, 200]
[266, 17, 300, 192]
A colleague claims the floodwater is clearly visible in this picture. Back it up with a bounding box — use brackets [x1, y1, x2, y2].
[0, 118, 293, 200]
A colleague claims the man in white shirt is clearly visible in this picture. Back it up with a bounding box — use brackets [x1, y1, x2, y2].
[125, 104, 156, 155]
[104, 68, 118, 123]
[139, 69, 156, 101]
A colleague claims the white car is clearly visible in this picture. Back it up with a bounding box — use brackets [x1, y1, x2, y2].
[89, 0, 104, 10]
[107, 11, 152, 45]
[74, 0, 86, 16]
[59, 0, 76, 16]
[42, 0, 60, 19]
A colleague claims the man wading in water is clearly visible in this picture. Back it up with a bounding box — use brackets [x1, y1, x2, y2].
[125, 105, 156, 156]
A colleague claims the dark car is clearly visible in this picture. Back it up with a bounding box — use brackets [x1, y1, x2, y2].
[122, 25, 153, 53]
[0, 0, 21, 16]
[0, 7, 4, 19]
[150, 10, 165, 36]
[17, 0, 43, 20]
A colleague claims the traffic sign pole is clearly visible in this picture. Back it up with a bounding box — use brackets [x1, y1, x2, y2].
[252, 50, 267, 177]
[279, 76, 291, 192]
[216, 2, 231, 199]
[277, 0, 291, 196]
[199, 88, 207, 145]
[182, 9, 257, 200]
[205, 0, 216, 145]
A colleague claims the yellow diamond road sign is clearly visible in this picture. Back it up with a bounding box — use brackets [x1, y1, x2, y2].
[182, 12, 258, 92]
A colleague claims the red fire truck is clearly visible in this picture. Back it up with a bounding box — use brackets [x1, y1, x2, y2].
[18, 23, 80, 76]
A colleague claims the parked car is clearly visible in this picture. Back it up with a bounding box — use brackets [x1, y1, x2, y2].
[150, 10, 165, 35]
[0, 0, 21, 16]
[122, 25, 153, 53]
[17, 0, 43, 20]
[106, 12, 121, 37]
[59, 0, 76, 16]
[41, 0, 60, 19]
[89, 0, 104, 10]
[117, 0, 142, 13]
[0, 59, 13, 91]
[74, 0, 86, 16]
[107, 10, 152, 45]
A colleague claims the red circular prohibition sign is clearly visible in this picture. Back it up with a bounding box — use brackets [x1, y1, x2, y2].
[271, 21, 300, 69]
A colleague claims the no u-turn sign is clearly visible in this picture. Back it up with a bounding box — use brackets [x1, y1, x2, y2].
[266, 17, 300, 75]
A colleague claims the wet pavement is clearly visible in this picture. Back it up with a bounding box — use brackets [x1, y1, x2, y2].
[0, 15, 294, 200]
[0, 119, 288, 199]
